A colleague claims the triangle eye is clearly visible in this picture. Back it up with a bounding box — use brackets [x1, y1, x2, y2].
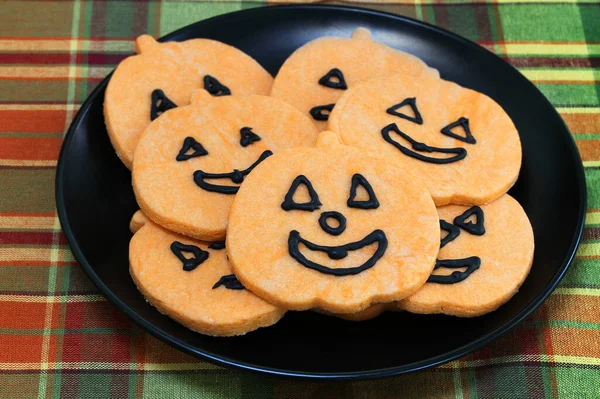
[347, 174, 380, 209]
[318, 68, 348, 90]
[386, 97, 423, 125]
[310, 104, 335, 121]
[170, 241, 209, 272]
[239, 127, 261, 147]
[281, 175, 322, 212]
[441, 117, 476, 144]
[176, 137, 208, 161]
[440, 220, 460, 248]
[203, 75, 231, 96]
[151, 89, 177, 121]
[454, 206, 485, 235]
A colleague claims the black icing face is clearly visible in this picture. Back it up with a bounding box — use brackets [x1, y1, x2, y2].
[170, 240, 246, 290]
[282, 174, 388, 276]
[173, 128, 272, 195]
[381, 97, 476, 164]
[429, 206, 485, 284]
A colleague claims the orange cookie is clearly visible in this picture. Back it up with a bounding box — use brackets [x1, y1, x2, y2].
[129, 210, 148, 233]
[270, 27, 439, 131]
[132, 90, 319, 241]
[105, 35, 273, 169]
[129, 216, 285, 336]
[226, 131, 440, 313]
[398, 194, 534, 317]
[329, 73, 522, 206]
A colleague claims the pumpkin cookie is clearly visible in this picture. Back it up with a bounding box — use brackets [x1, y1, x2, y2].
[270, 27, 439, 131]
[129, 216, 285, 336]
[328, 73, 522, 206]
[226, 131, 440, 313]
[129, 210, 148, 233]
[132, 90, 319, 241]
[105, 35, 273, 169]
[398, 194, 534, 317]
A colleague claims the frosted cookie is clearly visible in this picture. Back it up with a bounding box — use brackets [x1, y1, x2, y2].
[105, 35, 273, 169]
[132, 90, 319, 241]
[398, 194, 534, 317]
[270, 27, 439, 130]
[328, 73, 522, 206]
[129, 216, 285, 336]
[226, 131, 439, 313]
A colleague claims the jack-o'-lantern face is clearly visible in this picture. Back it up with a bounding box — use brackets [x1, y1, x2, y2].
[281, 173, 388, 276]
[270, 28, 439, 131]
[329, 74, 522, 206]
[226, 132, 441, 313]
[104, 35, 273, 169]
[132, 90, 319, 241]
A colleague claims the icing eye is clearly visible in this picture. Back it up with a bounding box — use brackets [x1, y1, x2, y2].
[454, 206, 485, 235]
[208, 241, 225, 250]
[318, 68, 348, 90]
[310, 104, 335, 121]
[441, 117, 476, 144]
[203, 75, 231, 96]
[281, 175, 322, 212]
[176, 137, 208, 161]
[170, 241, 209, 272]
[239, 127, 261, 147]
[347, 174, 379, 209]
[386, 97, 423, 125]
[212, 274, 245, 290]
[150, 89, 177, 121]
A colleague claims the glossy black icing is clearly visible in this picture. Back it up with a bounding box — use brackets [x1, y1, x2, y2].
[170, 241, 209, 272]
[347, 174, 380, 209]
[203, 75, 231, 96]
[381, 123, 466, 164]
[193, 150, 273, 194]
[318, 68, 347, 90]
[440, 219, 460, 248]
[176, 137, 208, 161]
[319, 211, 347, 236]
[454, 206, 485, 235]
[150, 89, 177, 121]
[441, 117, 476, 144]
[427, 256, 481, 284]
[310, 104, 335, 121]
[239, 127, 261, 147]
[208, 241, 225, 250]
[386, 97, 423, 125]
[287, 229, 388, 276]
[281, 175, 322, 212]
[212, 274, 245, 290]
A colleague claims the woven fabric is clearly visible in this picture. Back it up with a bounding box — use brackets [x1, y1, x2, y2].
[0, 1, 598, 398]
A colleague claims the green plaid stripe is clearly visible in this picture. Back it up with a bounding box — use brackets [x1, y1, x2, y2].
[0, 1, 598, 398]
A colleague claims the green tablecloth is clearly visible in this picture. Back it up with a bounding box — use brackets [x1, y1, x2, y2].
[1, 1, 599, 397]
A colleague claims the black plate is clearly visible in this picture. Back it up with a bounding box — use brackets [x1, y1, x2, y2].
[56, 5, 586, 380]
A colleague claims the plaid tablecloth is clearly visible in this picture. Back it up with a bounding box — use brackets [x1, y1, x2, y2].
[1, 1, 599, 398]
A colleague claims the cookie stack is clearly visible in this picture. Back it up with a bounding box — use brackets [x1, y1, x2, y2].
[104, 29, 534, 336]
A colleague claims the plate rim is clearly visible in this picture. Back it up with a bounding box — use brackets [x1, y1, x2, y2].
[55, 3, 587, 380]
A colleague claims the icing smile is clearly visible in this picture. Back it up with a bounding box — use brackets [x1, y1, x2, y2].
[193, 150, 273, 194]
[381, 123, 466, 164]
[288, 229, 388, 276]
